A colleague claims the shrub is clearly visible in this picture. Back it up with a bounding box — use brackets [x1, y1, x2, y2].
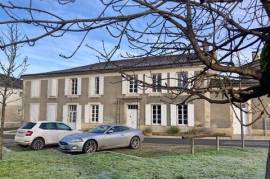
[143, 127, 152, 135]
[167, 126, 180, 135]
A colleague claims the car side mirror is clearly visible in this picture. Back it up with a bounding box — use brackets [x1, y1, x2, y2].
[107, 130, 114, 134]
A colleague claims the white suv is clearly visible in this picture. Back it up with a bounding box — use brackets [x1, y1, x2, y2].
[15, 121, 79, 150]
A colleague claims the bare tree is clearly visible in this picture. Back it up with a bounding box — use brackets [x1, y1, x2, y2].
[0, 25, 27, 160]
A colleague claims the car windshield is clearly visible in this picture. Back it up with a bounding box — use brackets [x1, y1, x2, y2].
[89, 125, 111, 133]
[21, 122, 36, 129]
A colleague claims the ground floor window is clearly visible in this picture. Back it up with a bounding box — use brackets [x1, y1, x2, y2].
[68, 105, 77, 123]
[152, 104, 161, 125]
[91, 105, 99, 122]
[177, 104, 188, 125]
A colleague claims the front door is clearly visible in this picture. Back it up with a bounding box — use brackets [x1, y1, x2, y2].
[126, 105, 138, 128]
[68, 105, 77, 130]
[233, 104, 248, 135]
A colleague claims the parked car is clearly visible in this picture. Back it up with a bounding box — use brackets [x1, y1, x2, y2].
[15, 121, 79, 150]
[59, 124, 144, 153]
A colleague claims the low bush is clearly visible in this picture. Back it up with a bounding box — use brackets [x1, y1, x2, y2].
[167, 126, 180, 135]
[143, 127, 152, 135]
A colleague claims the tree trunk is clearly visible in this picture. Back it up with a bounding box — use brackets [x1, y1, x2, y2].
[0, 98, 7, 160]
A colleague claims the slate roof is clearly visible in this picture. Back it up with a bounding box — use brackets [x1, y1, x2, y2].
[0, 74, 23, 89]
[22, 54, 202, 78]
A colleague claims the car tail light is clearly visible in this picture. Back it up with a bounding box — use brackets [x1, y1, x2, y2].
[25, 131, 33, 136]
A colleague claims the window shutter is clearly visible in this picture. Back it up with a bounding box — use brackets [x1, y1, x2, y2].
[48, 79, 57, 97]
[145, 73, 152, 94]
[64, 79, 69, 96]
[31, 80, 40, 97]
[99, 76, 104, 95]
[48, 80, 52, 97]
[188, 103, 195, 127]
[188, 71, 194, 89]
[161, 104, 167, 126]
[99, 104, 104, 123]
[170, 104, 177, 126]
[76, 105, 82, 129]
[137, 74, 143, 94]
[84, 104, 90, 123]
[62, 105, 68, 124]
[89, 76, 95, 96]
[30, 103, 39, 122]
[161, 73, 167, 93]
[170, 72, 177, 87]
[77, 78, 82, 95]
[122, 76, 128, 95]
[145, 104, 151, 125]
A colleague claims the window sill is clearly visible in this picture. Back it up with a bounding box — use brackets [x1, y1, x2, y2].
[66, 95, 80, 98]
[125, 93, 140, 96]
[148, 93, 162, 96]
[89, 95, 102, 98]
[30, 96, 40, 99]
[48, 96, 57, 99]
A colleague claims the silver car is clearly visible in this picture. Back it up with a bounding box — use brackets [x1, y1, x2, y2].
[58, 124, 144, 153]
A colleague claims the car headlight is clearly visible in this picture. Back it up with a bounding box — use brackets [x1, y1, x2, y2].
[71, 138, 84, 143]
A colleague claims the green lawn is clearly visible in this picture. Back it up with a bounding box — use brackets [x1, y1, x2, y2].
[0, 144, 267, 179]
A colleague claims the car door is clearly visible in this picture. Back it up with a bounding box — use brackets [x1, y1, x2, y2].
[39, 122, 58, 144]
[55, 123, 73, 141]
[102, 126, 130, 148]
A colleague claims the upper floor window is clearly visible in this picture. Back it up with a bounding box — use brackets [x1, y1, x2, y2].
[177, 104, 188, 125]
[129, 75, 138, 93]
[177, 71, 188, 88]
[48, 79, 58, 97]
[30, 80, 40, 98]
[95, 77, 100, 95]
[152, 104, 161, 125]
[71, 78, 78, 95]
[152, 73, 162, 93]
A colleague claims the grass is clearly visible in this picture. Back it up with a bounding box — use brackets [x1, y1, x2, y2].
[0, 144, 267, 179]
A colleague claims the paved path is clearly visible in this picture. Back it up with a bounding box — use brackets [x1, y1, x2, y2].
[144, 137, 269, 148]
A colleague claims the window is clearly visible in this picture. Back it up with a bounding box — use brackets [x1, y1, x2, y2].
[95, 77, 100, 94]
[68, 105, 77, 123]
[31, 80, 40, 97]
[56, 123, 71, 130]
[71, 78, 78, 95]
[91, 105, 99, 122]
[177, 72, 188, 88]
[90, 125, 111, 133]
[152, 73, 162, 92]
[48, 79, 57, 97]
[39, 122, 57, 130]
[177, 104, 188, 125]
[129, 76, 138, 93]
[152, 104, 161, 125]
[110, 126, 130, 133]
[21, 122, 36, 129]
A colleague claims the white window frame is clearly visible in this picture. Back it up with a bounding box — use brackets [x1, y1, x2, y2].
[177, 71, 188, 89]
[177, 104, 188, 126]
[128, 75, 138, 94]
[70, 78, 78, 95]
[68, 104, 77, 123]
[91, 104, 99, 123]
[152, 73, 162, 93]
[151, 104, 161, 125]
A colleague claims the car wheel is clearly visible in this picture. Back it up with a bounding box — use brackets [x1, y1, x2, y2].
[130, 136, 141, 149]
[31, 138, 45, 150]
[83, 140, 97, 154]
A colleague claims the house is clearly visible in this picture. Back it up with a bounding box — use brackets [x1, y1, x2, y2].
[0, 74, 23, 128]
[21, 55, 269, 136]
